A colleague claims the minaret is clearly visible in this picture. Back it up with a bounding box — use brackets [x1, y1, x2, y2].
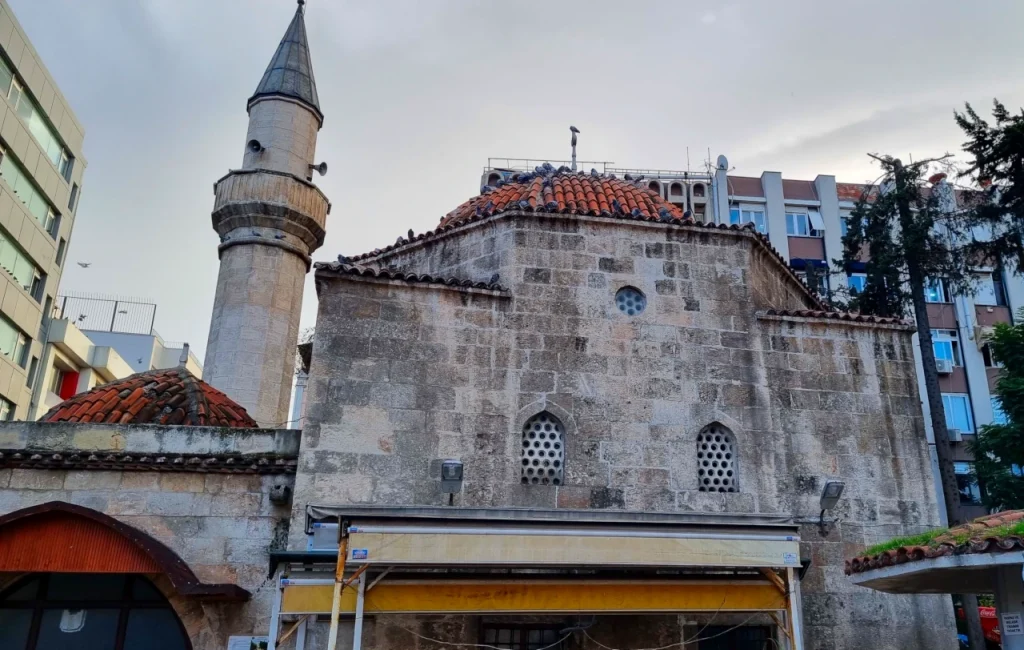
[204, 0, 329, 427]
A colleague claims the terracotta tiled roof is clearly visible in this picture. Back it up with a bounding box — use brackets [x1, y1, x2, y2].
[438, 165, 684, 228]
[0, 449, 295, 474]
[837, 183, 878, 203]
[41, 368, 258, 428]
[762, 308, 912, 326]
[846, 511, 1024, 575]
[314, 262, 508, 292]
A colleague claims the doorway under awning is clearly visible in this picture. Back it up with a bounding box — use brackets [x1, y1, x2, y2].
[265, 505, 808, 650]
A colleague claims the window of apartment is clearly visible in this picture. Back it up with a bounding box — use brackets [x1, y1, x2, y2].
[982, 343, 1004, 369]
[0, 147, 61, 237]
[25, 355, 37, 388]
[796, 270, 827, 295]
[0, 55, 73, 179]
[847, 273, 867, 295]
[992, 396, 1008, 425]
[932, 330, 962, 366]
[480, 625, 564, 650]
[48, 367, 65, 395]
[0, 396, 11, 421]
[942, 393, 975, 433]
[974, 271, 1008, 306]
[729, 204, 767, 234]
[0, 315, 28, 368]
[954, 461, 982, 505]
[925, 278, 949, 303]
[0, 226, 45, 302]
[786, 210, 824, 237]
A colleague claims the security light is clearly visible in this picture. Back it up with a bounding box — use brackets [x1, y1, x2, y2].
[817, 480, 845, 537]
[441, 459, 463, 497]
[820, 480, 845, 511]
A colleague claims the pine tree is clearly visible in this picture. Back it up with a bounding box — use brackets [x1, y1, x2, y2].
[837, 154, 987, 650]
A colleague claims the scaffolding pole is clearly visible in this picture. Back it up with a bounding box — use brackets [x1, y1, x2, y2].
[325, 537, 349, 650]
[352, 571, 367, 650]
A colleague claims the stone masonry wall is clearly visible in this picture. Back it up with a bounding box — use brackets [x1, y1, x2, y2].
[0, 423, 298, 650]
[294, 216, 954, 649]
[204, 242, 308, 427]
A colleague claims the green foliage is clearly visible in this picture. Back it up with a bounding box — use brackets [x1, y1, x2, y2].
[861, 528, 950, 557]
[971, 313, 1024, 510]
[834, 155, 974, 317]
[861, 519, 1024, 557]
[956, 101, 1024, 272]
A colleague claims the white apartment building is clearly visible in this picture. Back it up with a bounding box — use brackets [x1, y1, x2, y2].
[484, 156, 1007, 524]
[29, 293, 202, 419]
[0, 0, 86, 420]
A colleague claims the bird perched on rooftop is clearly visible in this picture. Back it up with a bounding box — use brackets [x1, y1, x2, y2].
[337, 254, 349, 264]
[408, 229, 415, 241]
[590, 169, 599, 177]
[489, 272, 500, 285]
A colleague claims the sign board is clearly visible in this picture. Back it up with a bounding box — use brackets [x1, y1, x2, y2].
[228, 637, 269, 650]
[1002, 612, 1024, 636]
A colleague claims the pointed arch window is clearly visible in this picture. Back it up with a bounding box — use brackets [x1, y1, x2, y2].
[697, 424, 738, 493]
[521, 412, 564, 485]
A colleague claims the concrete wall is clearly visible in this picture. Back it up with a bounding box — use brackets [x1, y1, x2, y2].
[294, 215, 954, 649]
[0, 422, 298, 650]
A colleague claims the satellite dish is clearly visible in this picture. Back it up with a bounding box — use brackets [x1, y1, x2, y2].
[247, 139, 264, 154]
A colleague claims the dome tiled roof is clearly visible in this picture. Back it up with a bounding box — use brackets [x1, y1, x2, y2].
[440, 165, 685, 228]
[41, 367, 258, 428]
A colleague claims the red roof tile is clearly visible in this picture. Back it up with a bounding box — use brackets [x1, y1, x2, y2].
[41, 368, 258, 429]
[439, 167, 684, 228]
[314, 262, 508, 292]
[846, 511, 1024, 575]
[762, 308, 912, 326]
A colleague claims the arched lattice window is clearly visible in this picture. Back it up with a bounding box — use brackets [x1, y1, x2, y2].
[521, 412, 564, 485]
[0, 573, 191, 650]
[697, 424, 738, 493]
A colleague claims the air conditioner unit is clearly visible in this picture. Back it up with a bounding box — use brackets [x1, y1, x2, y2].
[948, 428, 963, 442]
[935, 358, 954, 374]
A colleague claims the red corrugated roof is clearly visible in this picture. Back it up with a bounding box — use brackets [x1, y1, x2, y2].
[728, 176, 764, 197]
[40, 367, 258, 428]
[782, 179, 818, 201]
[837, 182, 877, 202]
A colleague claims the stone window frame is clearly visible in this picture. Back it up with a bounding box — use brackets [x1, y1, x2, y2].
[697, 422, 739, 493]
[514, 401, 575, 488]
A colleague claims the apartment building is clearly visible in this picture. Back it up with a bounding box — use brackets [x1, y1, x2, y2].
[29, 293, 202, 420]
[0, 1, 86, 420]
[483, 156, 1005, 524]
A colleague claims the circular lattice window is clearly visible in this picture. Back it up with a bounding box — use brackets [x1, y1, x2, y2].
[615, 286, 647, 316]
[697, 426, 737, 493]
[521, 412, 564, 485]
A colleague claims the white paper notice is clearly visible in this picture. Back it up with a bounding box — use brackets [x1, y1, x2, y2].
[1002, 612, 1024, 636]
[228, 636, 269, 650]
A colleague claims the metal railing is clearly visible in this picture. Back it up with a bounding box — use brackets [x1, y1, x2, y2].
[55, 292, 157, 336]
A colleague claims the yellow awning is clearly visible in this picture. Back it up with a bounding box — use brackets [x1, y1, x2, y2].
[346, 526, 800, 569]
[282, 580, 787, 615]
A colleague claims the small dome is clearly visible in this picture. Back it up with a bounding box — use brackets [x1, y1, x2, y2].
[441, 167, 685, 228]
[41, 367, 258, 428]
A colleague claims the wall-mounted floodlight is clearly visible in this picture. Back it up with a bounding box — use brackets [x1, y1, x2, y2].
[441, 459, 464, 505]
[818, 480, 845, 536]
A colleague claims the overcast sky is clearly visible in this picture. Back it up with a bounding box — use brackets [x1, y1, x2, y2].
[8, 0, 1024, 359]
